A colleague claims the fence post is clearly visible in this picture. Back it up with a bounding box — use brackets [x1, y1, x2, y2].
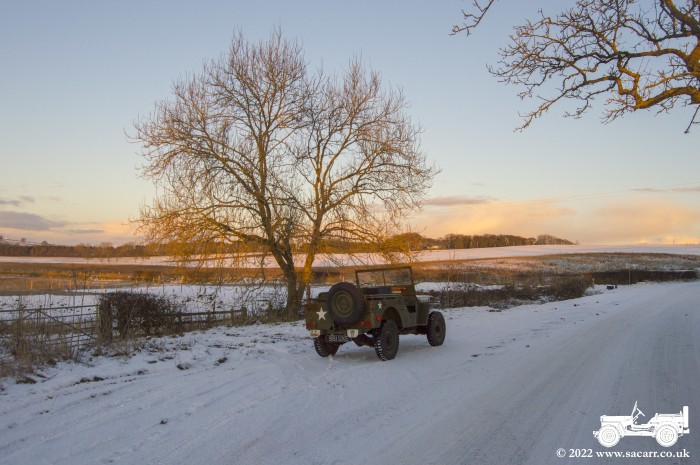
[97, 300, 113, 345]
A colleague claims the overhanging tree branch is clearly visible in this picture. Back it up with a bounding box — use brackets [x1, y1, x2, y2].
[453, 0, 700, 132]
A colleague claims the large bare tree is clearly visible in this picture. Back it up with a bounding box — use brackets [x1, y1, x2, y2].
[133, 30, 436, 314]
[453, 0, 700, 132]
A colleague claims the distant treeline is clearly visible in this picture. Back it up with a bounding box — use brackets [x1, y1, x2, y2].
[385, 233, 574, 251]
[0, 233, 573, 258]
[0, 242, 153, 258]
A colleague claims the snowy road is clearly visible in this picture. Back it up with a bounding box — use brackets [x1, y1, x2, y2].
[412, 283, 699, 465]
[1, 281, 697, 465]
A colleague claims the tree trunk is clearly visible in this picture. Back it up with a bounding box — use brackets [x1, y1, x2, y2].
[285, 271, 304, 319]
[279, 253, 318, 319]
[272, 249, 302, 319]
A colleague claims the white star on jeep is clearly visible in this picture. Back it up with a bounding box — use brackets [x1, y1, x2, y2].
[316, 309, 327, 320]
[377, 302, 382, 310]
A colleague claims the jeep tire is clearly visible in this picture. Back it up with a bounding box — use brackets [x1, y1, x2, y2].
[596, 425, 620, 448]
[374, 320, 400, 361]
[327, 282, 365, 326]
[314, 337, 340, 357]
[655, 424, 678, 447]
[427, 311, 446, 346]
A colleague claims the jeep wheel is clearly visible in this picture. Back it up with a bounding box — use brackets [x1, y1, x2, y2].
[655, 425, 678, 447]
[327, 282, 365, 326]
[313, 338, 340, 357]
[427, 311, 446, 346]
[374, 320, 399, 361]
[596, 425, 620, 448]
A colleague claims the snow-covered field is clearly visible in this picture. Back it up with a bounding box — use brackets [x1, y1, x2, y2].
[0, 283, 295, 315]
[1, 281, 697, 465]
[0, 282, 471, 314]
[1, 244, 699, 267]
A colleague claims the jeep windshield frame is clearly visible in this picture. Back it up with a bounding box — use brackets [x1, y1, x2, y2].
[355, 267, 414, 288]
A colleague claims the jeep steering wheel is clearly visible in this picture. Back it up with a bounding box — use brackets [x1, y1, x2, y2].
[632, 403, 645, 422]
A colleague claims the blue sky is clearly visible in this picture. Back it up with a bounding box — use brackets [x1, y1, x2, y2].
[1, 0, 698, 245]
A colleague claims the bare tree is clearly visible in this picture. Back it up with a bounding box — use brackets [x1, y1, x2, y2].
[132, 30, 437, 315]
[453, 0, 700, 132]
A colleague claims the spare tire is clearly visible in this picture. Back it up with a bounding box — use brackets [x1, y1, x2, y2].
[327, 282, 365, 326]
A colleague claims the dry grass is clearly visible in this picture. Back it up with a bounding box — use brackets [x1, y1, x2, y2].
[426, 276, 594, 310]
[415, 253, 698, 310]
[0, 300, 96, 378]
[0, 261, 289, 295]
[1, 320, 73, 379]
[413, 253, 700, 286]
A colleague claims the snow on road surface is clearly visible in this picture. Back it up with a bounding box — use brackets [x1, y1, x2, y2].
[1, 281, 697, 465]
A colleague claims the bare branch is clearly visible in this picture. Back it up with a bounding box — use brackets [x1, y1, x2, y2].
[451, 0, 497, 36]
[685, 105, 700, 132]
[453, 0, 700, 132]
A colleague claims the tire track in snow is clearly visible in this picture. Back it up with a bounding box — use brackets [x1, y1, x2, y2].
[386, 282, 699, 465]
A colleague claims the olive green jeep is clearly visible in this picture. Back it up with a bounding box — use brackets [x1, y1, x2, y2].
[305, 266, 445, 361]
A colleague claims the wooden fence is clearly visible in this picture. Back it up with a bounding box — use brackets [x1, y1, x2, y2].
[0, 302, 257, 360]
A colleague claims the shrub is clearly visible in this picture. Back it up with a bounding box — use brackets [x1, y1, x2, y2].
[98, 292, 181, 339]
[590, 269, 698, 285]
[543, 276, 593, 300]
[428, 275, 593, 310]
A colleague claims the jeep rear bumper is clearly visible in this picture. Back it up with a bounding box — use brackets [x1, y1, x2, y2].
[309, 328, 363, 339]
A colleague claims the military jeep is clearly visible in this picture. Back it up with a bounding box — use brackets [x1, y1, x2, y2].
[305, 266, 445, 361]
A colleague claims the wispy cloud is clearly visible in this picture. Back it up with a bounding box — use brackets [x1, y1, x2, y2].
[672, 186, 700, 193]
[0, 211, 67, 231]
[0, 199, 21, 207]
[0, 195, 35, 207]
[588, 198, 700, 244]
[634, 185, 700, 194]
[413, 193, 700, 245]
[0, 216, 139, 245]
[423, 195, 496, 207]
[414, 200, 576, 240]
[68, 229, 105, 235]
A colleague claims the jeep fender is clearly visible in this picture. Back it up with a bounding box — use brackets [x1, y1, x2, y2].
[596, 422, 626, 438]
[381, 307, 402, 328]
